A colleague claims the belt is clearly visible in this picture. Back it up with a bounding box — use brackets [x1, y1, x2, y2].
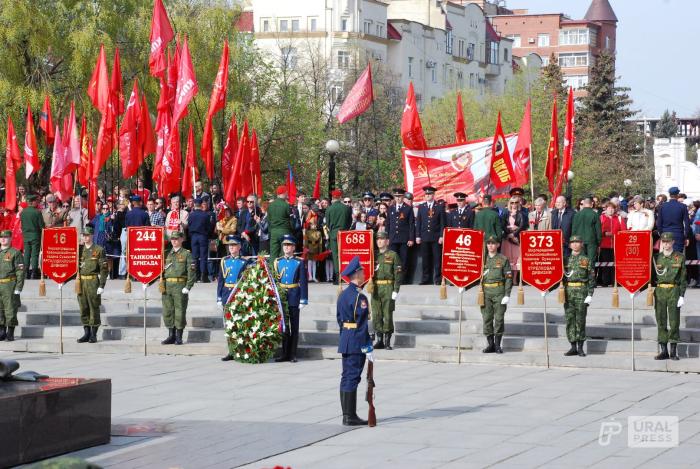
[166, 277, 188, 282]
[657, 283, 676, 288]
[0, 277, 16, 283]
[224, 283, 236, 288]
[482, 282, 504, 287]
[343, 322, 357, 329]
[80, 275, 97, 280]
[375, 279, 393, 285]
[566, 282, 584, 287]
[280, 283, 299, 289]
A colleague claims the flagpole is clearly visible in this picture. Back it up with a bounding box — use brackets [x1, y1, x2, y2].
[529, 143, 535, 204]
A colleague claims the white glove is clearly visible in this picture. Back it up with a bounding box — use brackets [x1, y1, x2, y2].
[500, 296, 509, 305]
[13, 290, 20, 295]
[182, 288, 189, 295]
[391, 291, 398, 300]
[217, 301, 223, 307]
[96, 287, 104, 295]
[677, 297, 684, 307]
[299, 303, 307, 310]
[366, 352, 375, 362]
[584, 296, 592, 304]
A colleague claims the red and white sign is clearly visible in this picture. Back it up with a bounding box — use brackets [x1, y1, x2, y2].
[441, 228, 484, 288]
[520, 230, 564, 293]
[615, 230, 652, 294]
[127, 227, 164, 284]
[41, 227, 79, 284]
[338, 230, 374, 286]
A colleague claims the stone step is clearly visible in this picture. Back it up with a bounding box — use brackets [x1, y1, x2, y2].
[14, 325, 225, 343]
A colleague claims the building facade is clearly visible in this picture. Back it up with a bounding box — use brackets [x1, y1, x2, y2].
[654, 137, 700, 200]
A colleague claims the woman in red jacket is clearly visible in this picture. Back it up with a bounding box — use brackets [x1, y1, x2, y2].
[598, 201, 624, 286]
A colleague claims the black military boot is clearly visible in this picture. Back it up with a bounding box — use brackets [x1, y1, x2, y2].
[655, 343, 669, 360]
[6, 327, 15, 342]
[33, 270, 41, 280]
[221, 353, 234, 361]
[577, 340, 586, 357]
[494, 335, 503, 354]
[373, 333, 385, 349]
[275, 335, 290, 362]
[670, 343, 680, 361]
[564, 342, 578, 356]
[77, 326, 91, 343]
[161, 328, 176, 345]
[89, 326, 98, 343]
[0, 326, 6, 341]
[342, 391, 368, 426]
[201, 275, 210, 283]
[385, 333, 393, 350]
[175, 329, 184, 345]
[289, 333, 299, 363]
[482, 335, 495, 353]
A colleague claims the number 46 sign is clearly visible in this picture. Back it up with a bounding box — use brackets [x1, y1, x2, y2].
[442, 228, 484, 288]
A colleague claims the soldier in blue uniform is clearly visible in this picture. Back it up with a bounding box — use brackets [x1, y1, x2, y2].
[387, 188, 415, 281]
[656, 187, 692, 253]
[220, 235, 253, 361]
[446, 192, 474, 228]
[416, 186, 446, 285]
[188, 197, 213, 282]
[361, 192, 378, 217]
[124, 195, 151, 228]
[274, 234, 308, 363]
[337, 256, 372, 426]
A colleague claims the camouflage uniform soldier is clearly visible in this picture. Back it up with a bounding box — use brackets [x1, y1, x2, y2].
[76, 226, 109, 344]
[161, 231, 197, 345]
[481, 235, 513, 354]
[372, 231, 401, 350]
[653, 232, 687, 361]
[0, 230, 25, 342]
[563, 235, 595, 357]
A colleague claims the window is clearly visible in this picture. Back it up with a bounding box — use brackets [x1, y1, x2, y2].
[507, 34, 521, 48]
[504, 48, 509, 62]
[291, 19, 300, 32]
[431, 67, 437, 83]
[340, 17, 349, 31]
[606, 36, 610, 49]
[558, 52, 589, 67]
[457, 71, 464, 88]
[541, 56, 550, 66]
[331, 85, 344, 103]
[458, 39, 465, 57]
[469, 73, 475, 88]
[281, 46, 297, 69]
[376, 23, 384, 37]
[559, 29, 589, 45]
[408, 57, 414, 78]
[337, 50, 350, 68]
[279, 19, 288, 32]
[466, 43, 475, 60]
[446, 30, 453, 55]
[665, 165, 672, 177]
[363, 20, 372, 34]
[262, 18, 270, 32]
[564, 75, 589, 89]
[309, 17, 317, 32]
[487, 41, 499, 64]
[537, 33, 550, 47]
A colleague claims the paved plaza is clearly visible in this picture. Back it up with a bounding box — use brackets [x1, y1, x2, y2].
[5, 352, 700, 468]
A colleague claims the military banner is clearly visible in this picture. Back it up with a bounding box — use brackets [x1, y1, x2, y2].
[41, 227, 79, 284]
[338, 230, 374, 285]
[615, 230, 652, 294]
[127, 227, 164, 284]
[520, 230, 564, 292]
[441, 228, 484, 288]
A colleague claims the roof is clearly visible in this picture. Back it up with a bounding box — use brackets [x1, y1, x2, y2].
[584, 0, 618, 22]
[235, 11, 254, 32]
[387, 22, 402, 40]
[485, 19, 500, 42]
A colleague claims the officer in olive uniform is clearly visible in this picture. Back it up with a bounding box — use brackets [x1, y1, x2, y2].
[563, 235, 595, 357]
[446, 192, 474, 228]
[0, 230, 24, 342]
[337, 256, 371, 426]
[571, 197, 602, 265]
[652, 232, 687, 360]
[473, 195, 503, 242]
[274, 234, 308, 363]
[372, 231, 401, 350]
[161, 231, 197, 345]
[480, 236, 513, 354]
[326, 189, 353, 283]
[20, 194, 44, 279]
[76, 226, 109, 344]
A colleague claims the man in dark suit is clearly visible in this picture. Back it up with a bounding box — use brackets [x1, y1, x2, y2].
[551, 195, 575, 256]
[415, 186, 445, 285]
[656, 186, 692, 253]
[387, 188, 415, 280]
[237, 194, 262, 255]
[446, 192, 474, 228]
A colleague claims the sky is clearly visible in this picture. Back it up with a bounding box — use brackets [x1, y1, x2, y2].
[501, 0, 698, 118]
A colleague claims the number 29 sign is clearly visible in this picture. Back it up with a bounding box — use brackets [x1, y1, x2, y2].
[520, 230, 564, 292]
[338, 230, 374, 285]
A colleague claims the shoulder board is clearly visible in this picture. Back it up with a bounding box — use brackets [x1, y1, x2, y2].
[673, 253, 682, 261]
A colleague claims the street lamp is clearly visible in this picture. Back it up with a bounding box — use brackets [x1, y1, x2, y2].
[326, 139, 340, 197]
[623, 178, 632, 198]
[566, 170, 574, 206]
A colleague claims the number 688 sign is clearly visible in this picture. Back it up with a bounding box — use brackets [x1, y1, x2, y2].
[338, 230, 374, 285]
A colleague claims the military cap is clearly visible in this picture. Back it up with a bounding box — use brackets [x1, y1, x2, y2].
[569, 235, 583, 243]
[82, 226, 95, 235]
[130, 195, 142, 202]
[170, 231, 184, 239]
[668, 187, 680, 196]
[0, 230, 12, 238]
[454, 192, 467, 200]
[379, 192, 393, 201]
[276, 185, 288, 195]
[281, 234, 297, 245]
[448, 203, 458, 210]
[341, 256, 364, 277]
[376, 231, 389, 240]
[331, 189, 343, 198]
[362, 191, 375, 200]
[509, 187, 525, 197]
[224, 234, 242, 245]
[193, 197, 203, 205]
[482, 194, 493, 203]
[485, 235, 500, 244]
[660, 232, 675, 242]
[392, 188, 405, 196]
[26, 194, 38, 202]
[404, 192, 413, 201]
[422, 186, 437, 194]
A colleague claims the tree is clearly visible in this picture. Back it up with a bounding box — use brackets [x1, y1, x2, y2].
[655, 109, 678, 138]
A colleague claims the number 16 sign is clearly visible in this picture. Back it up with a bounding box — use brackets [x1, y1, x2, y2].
[520, 230, 564, 292]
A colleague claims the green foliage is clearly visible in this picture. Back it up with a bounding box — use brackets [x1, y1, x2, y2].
[655, 109, 678, 138]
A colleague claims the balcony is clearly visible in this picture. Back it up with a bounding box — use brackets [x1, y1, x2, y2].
[485, 63, 500, 76]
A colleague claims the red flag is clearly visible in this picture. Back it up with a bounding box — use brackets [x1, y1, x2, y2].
[86, 136, 97, 219]
[167, 47, 179, 112]
[138, 95, 156, 164]
[286, 163, 297, 205]
[337, 62, 373, 124]
[489, 112, 516, 189]
[65, 102, 81, 174]
[455, 92, 467, 144]
[160, 124, 181, 197]
[201, 40, 230, 180]
[111, 47, 125, 115]
[512, 99, 532, 186]
[50, 126, 73, 202]
[221, 116, 238, 200]
[552, 88, 575, 204]
[226, 121, 249, 204]
[5, 118, 21, 211]
[172, 37, 198, 125]
[250, 129, 262, 196]
[40, 95, 55, 146]
[78, 115, 90, 187]
[400, 82, 427, 150]
[312, 170, 321, 199]
[87, 44, 111, 114]
[93, 103, 116, 179]
[24, 103, 40, 178]
[119, 80, 142, 179]
[153, 81, 171, 184]
[182, 124, 199, 197]
[149, 0, 174, 78]
[544, 97, 559, 195]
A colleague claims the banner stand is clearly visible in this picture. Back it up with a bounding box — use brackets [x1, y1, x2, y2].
[457, 287, 464, 364]
[631, 292, 636, 371]
[542, 291, 550, 369]
[143, 284, 148, 356]
[58, 283, 64, 355]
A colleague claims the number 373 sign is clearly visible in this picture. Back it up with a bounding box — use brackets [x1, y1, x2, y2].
[520, 230, 564, 292]
[338, 230, 374, 285]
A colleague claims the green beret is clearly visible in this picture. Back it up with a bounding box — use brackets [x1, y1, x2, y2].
[82, 226, 94, 235]
[0, 230, 12, 238]
[569, 235, 583, 243]
[376, 231, 389, 240]
[485, 235, 500, 244]
[660, 232, 675, 242]
[26, 194, 38, 202]
[170, 231, 184, 239]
